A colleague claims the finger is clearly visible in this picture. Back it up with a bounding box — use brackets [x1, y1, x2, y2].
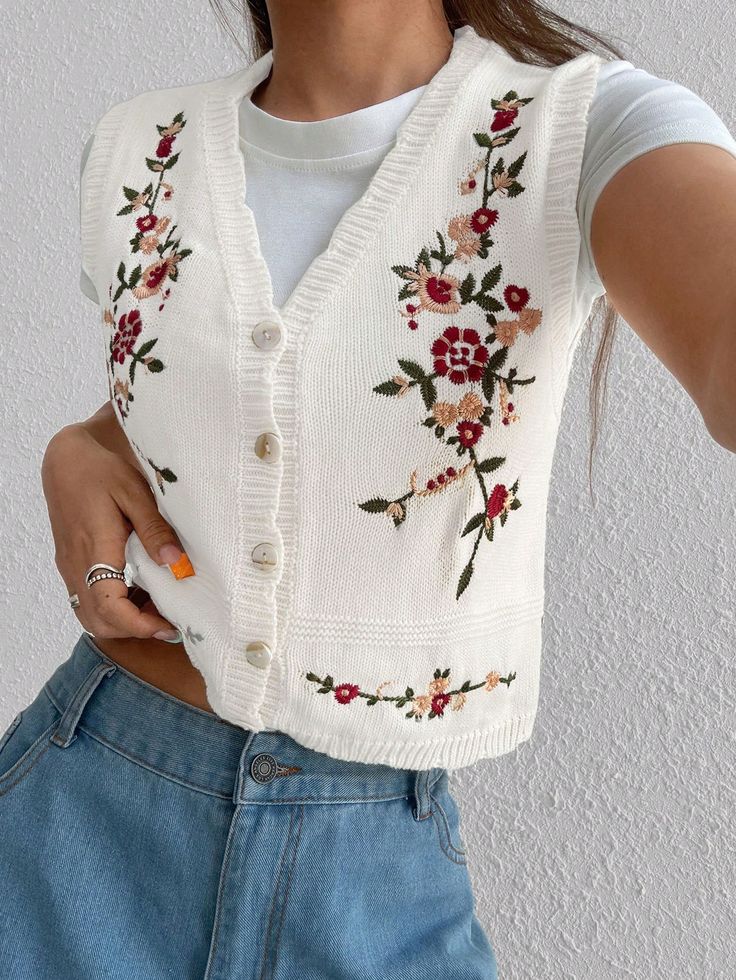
[113, 473, 184, 566]
[77, 576, 181, 641]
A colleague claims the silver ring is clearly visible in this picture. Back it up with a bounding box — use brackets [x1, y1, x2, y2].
[87, 570, 126, 589]
[68, 593, 80, 609]
[84, 562, 125, 589]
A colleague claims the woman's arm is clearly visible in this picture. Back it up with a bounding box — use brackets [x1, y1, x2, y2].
[41, 403, 184, 640]
[590, 142, 736, 452]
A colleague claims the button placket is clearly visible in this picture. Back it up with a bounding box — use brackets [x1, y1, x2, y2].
[248, 317, 285, 674]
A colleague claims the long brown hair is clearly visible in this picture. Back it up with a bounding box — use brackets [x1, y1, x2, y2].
[208, 0, 627, 495]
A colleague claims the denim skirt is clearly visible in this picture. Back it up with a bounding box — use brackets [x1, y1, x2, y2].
[0, 632, 498, 979]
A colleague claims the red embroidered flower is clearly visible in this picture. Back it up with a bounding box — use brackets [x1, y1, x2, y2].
[470, 208, 499, 233]
[504, 284, 530, 312]
[486, 483, 510, 520]
[491, 108, 518, 132]
[111, 309, 143, 364]
[135, 213, 159, 233]
[431, 692, 452, 715]
[334, 683, 360, 704]
[132, 255, 180, 299]
[156, 135, 175, 158]
[456, 419, 484, 447]
[431, 325, 489, 384]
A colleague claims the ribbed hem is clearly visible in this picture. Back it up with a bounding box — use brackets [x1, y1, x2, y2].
[543, 51, 607, 423]
[276, 712, 538, 772]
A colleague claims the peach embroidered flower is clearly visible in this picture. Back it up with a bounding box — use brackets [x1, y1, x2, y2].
[385, 501, 405, 521]
[154, 216, 171, 235]
[494, 318, 520, 347]
[160, 120, 184, 137]
[451, 691, 467, 711]
[412, 694, 433, 717]
[458, 158, 485, 195]
[432, 401, 460, 427]
[428, 675, 450, 696]
[139, 235, 160, 255]
[485, 672, 501, 691]
[161, 182, 174, 200]
[132, 254, 181, 299]
[492, 170, 514, 195]
[518, 307, 542, 334]
[130, 191, 149, 211]
[404, 263, 462, 314]
[102, 307, 115, 326]
[458, 391, 484, 420]
[392, 375, 411, 397]
[447, 214, 482, 262]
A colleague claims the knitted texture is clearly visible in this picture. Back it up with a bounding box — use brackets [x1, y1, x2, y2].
[79, 25, 606, 770]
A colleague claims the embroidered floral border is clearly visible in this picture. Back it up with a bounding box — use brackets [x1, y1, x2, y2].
[305, 666, 516, 722]
[100, 111, 192, 493]
[358, 90, 540, 600]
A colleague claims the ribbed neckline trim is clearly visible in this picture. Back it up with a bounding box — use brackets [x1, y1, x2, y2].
[203, 23, 496, 332]
[239, 82, 427, 160]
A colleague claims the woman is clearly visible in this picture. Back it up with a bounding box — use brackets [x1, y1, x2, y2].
[2, 0, 735, 976]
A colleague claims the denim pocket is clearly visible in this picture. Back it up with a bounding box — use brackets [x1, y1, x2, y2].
[428, 772, 468, 866]
[0, 689, 61, 801]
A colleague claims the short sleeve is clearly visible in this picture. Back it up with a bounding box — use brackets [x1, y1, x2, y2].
[79, 132, 99, 305]
[577, 60, 736, 291]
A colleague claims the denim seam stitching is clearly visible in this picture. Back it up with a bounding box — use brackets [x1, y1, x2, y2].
[259, 804, 298, 980]
[430, 793, 468, 864]
[0, 741, 53, 798]
[270, 803, 305, 976]
[204, 805, 243, 979]
[0, 717, 60, 788]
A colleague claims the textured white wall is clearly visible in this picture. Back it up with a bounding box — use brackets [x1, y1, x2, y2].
[1, 3, 734, 977]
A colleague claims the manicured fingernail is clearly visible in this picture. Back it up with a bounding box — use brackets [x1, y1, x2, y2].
[154, 628, 181, 642]
[158, 544, 182, 565]
[168, 552, 195, 580]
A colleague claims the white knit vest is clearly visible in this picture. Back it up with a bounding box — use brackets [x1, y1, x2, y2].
[80, 25, 605, 770]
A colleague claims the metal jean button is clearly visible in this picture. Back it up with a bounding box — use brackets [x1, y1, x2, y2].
[250, 753, 278, 783]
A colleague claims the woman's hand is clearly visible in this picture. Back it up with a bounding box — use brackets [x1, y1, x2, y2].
[41, 403, 184, 641]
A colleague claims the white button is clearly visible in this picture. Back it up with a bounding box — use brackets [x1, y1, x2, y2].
[252, 320, 282, 351]
[245, 641, 273, 669]
[252, 542, 278, 571]
[254, 432, 281, 463]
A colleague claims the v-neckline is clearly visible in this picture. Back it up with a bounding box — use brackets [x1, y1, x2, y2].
[203, 24, 495, 336]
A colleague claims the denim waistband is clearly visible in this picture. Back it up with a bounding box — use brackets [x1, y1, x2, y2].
[42, 634, 445, 811]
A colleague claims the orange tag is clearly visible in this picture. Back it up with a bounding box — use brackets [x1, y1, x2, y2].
[168, 552, 195, 580]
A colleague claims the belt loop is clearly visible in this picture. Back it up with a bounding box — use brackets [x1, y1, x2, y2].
[50, 660, 118, 749]
[232, 731, 258, 804]
[412, 769, 434, 821]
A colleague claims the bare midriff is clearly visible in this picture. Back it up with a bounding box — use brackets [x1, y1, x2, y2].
[92, 635, 214, 713]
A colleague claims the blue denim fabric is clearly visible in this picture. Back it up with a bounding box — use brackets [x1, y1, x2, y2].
[0, 633, 498, 979]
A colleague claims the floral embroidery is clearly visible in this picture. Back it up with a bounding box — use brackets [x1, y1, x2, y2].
[100, 112, 191, 491]
[359, 91, 539, 599]
[305, 666, 516, 722]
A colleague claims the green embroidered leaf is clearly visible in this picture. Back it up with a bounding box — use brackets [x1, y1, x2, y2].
[147, 359, 164, 373]
[417, 246, 431, 269]
[456, 559, 474, 599]
[406, 710, 416, 718]
[122, 185, 140, 201]
[172, 111, 185, 125]
[405, 687, 414, 698]
[481, 368, 496, 404]
[145, 157, 162, 171]
[117, 262, 126, 282]
[359, 498, 390, 513]
[499, 512, 508, 527]
[434, 425, 445, 439]
[484, 521, 494, 541]
[366, 696, 380, 706]
[158, 468, 177, 483]
[398, 283, 413, 301]
[422, 417, 436, 428]
[374, 379, 402, 397]
[128, 265, 142, 288]
[480, 264, 502, 293]
[459, 273, 475, 304]
[177, 248, 192, 260]
[509, 498, 522, 510]
[496, 126, 520, 144]
[391, 264, 415, 279]
[461, 513, 485, 536]
[323, 675, 333, 689]
[306, 672, 321, 683]
[475, 294, 504, 313]
[397, 358, 425, 382]
[473, 132, 493, 147]
[162, 152, 180, 171]
[476, 456, 504, 473]
[137, 338, 158, 357]
[317, 687, 331, 694]
[129, 359, 137, 383]
[419, 377, 437, 410]
[507, 150, 527, 179]
[491, 156, 504, 176]
[116, 204, 134, 216]
[487, 346, 509, 372]
[506, 181, 525, 198]
[460, 680, 471, 692]
[441, 668, 450, 678]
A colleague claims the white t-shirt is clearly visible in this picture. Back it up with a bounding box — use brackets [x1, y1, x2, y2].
[80, 58, 736, 308]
